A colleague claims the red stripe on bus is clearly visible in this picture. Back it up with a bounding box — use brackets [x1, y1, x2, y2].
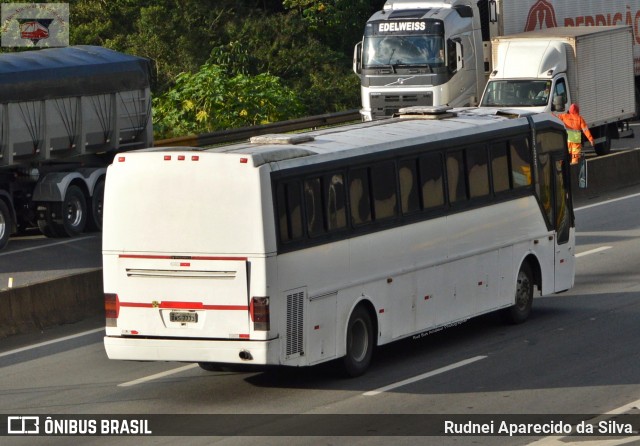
[119, 254, 248, 261]
[119, 302, 248, 311]
[119, 302, 152, 308]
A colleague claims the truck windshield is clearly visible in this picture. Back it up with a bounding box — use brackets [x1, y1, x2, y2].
[363, 35, 444, 68]
[481, 80, 552, 107]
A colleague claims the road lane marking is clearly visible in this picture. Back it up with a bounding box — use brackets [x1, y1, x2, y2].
[574, 192, 640, 211]
[363, 355, 487, 396]
[0, 235, 96, 257]
[0, 327, 104, 358]
[526, 397, 640, 445]
[118, 363, 199, 387]
[575, 246, 612, 258]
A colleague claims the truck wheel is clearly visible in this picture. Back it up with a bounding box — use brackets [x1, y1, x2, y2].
[37, 206, 62, 238]
[594, 124, 611, 156]
[59, 185, 87, 237]
[0, 199, 12, 250]
[87, 178, 105, 232]
[502, 262, 533, 324]
[342, 304, 375, 377]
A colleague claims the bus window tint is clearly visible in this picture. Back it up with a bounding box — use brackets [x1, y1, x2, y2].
[419, 152, 445, 209]
[325, 173, 346, 231]
[304, 178, 325, 237]
[466, 146, 489, 198]
[399, 159, 420, 215]
[446, 150, 468, 203]
[537, 130, 566, 154]
[490, 142, 510, 193]
[371, 161, 398, 220]
[349, 167, 372, 226]
[510, 137, 532, 187]
[277, 180, 304, 242]
[537, 153, 553, 226]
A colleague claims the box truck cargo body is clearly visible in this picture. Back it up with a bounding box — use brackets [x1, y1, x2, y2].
[480, 26, 636, 155]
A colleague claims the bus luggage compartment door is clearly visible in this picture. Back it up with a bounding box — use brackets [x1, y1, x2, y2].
[111, 256, 250, 339]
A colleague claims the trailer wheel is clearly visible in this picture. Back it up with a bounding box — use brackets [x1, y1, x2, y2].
[58, 185, 87, 237]
[342, 304, 375, 377]
[87, 178, 105, 232]
[0, 199, 12, 250]
[502, 262, 533, 324]
[37, 206, 62, 238]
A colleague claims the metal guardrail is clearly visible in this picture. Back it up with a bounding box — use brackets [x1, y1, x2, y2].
[154, 109, 361, 148]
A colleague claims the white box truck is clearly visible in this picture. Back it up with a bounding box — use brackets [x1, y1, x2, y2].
[480, 26, 636, 155]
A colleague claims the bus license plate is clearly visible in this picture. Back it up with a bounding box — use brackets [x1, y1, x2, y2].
[169, 311, 198, 323]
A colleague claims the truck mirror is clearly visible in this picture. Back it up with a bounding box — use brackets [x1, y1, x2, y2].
[353, 41, 362, 75]
[552, 95, 565, 112]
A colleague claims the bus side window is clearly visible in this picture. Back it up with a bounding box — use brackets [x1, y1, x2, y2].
[537, 153, 553, 226]
[398, 159, 420, 215]
[324, 173, 346, 231]
[490, 142, 510, 193]
[419, 152, 445, 210]
[466, 146, 490, 198]
[371, 161, 398, 220]
[304, 177, 325, 237]
[276, 180, 304, 242]
[446, 150, 468, 203]
[510, 137, 532, 188]
[349, 167, 372, 226]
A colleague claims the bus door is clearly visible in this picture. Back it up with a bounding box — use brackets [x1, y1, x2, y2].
[551, 152, 575, 292]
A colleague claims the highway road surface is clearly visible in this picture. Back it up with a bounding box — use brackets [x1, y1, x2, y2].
[0, 186, 639, 445]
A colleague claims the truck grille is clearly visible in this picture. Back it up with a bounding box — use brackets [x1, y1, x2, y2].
[370, 93, 433, 119]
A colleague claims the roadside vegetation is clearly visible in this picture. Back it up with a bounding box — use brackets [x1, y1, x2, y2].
[69, 0, 385, 138]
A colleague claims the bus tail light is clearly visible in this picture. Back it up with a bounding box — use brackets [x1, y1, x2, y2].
[250, 296, 270, 331]
[105, 293, 119, 327]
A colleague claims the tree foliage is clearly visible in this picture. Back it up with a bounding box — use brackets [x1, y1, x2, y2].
[64, 0, 386, 137]
[153, 64, 304, 138]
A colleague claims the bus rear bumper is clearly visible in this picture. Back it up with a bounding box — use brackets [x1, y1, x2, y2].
[104, 336, 279, 365]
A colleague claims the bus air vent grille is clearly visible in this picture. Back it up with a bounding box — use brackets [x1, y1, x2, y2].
[286, 290, 305, 357]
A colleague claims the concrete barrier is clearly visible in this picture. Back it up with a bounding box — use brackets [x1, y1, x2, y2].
[572, 148, 640, 201]
[0, 269, 103, 339]
[0, 149, 639, 340]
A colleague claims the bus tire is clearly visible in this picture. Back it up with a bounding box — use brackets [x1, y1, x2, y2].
[0, 199, 12, 250]
[58, 185, 88, 237]
[502, 262, 533, 324]
[198, 362, 225, 372]
[342, 304, 374, 377]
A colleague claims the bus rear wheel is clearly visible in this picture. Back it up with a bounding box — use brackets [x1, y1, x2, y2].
[502, 263, 533, 324]
[342, 305, 374, 377]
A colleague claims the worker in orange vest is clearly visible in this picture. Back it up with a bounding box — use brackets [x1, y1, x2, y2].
[555, 104, 595, 165]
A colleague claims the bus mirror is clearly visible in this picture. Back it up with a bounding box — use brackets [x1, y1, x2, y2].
[353, 41, 363, 75]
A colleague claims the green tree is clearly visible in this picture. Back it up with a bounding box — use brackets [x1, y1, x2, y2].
[152, 63, 304, 138]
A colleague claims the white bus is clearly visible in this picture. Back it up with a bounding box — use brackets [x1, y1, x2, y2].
[103, 107, 575, 377]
